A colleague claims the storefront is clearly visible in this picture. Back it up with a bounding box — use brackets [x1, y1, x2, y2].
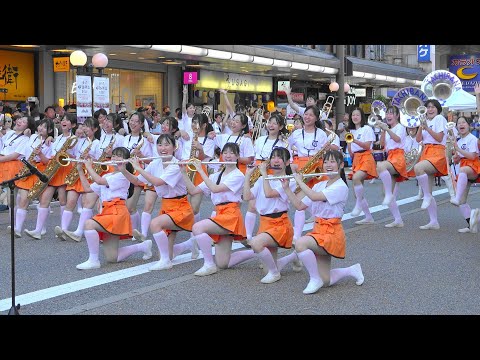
[0, 49, 36, 106]
[193, 70, 273, 115]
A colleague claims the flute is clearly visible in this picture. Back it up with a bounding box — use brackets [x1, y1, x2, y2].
[163, 160, 237, 165]
[265, 172, 338, 180]
[64, 156, 171, 166]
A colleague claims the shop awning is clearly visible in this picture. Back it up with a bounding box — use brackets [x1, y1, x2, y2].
[347, 56, 426, 81]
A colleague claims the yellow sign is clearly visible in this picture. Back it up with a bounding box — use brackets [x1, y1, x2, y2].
[53, 57, 70, 72]
[197, 70, 272, 92]
[0, 50, 34, 101]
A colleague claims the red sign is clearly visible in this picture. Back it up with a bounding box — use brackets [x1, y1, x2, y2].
[292, 92, 304, 102]
[183, 72, 198, 84]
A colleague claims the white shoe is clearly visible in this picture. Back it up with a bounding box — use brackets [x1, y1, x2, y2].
[64, 230, 82, 242]
[469, 208, 480, 233]
[194, 264, 218, 276]
[382, 194, 393, 206]
[450, 198, 460, 206]
[302, 278, 324, 294]
[149, 259, 173, 271]
[355, 218, 374, 225]
[132, 229, 145, 243]
[76, 259, 101, 270]
[55, 226, 66, 241]
[419, 222, 440, 230]
[458, 227, 471, 233]
[352, 263, 365, 285]
[41, 228, 47, 236]
[384, 221, 404, 228]
[350, 205, 362, 217]
[142, 240, 153, 260]
[260, 271, 281, 284]
[24, 229, 42, 240]
[7, 226, 22, 238]
[420, 196, 432, 210]
[292, 259, 303, 272]
[190, 237, 199, 259]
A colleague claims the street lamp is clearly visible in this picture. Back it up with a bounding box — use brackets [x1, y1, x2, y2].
[70, 50, 109, 117]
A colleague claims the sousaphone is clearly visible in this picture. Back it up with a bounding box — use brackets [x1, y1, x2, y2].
[421, 70, 462, 105]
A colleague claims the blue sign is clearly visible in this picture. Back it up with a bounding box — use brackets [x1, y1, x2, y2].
[449, 54, 480, 92]
[417, 45, 431, 63]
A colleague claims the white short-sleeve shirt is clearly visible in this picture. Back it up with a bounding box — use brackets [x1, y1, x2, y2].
[385, 123, 406, 151]
[0, 130, 29, 157]
[456, 133, 479, 158]
[251, 177, 296, 215]
[90, 171, 130, 202]
[198, 168, 244, 205]
[301, 179, 348, 219]
[288, 128, 328, 157]
[137, 158, 186, 198]
[122, 134, 152, 157]
[254, 135, 291, 161]
[215, 133, 254, 158]
[23, 135, 53, 162]
[421, 114, 447, 145]
[350, 126, 375, 153]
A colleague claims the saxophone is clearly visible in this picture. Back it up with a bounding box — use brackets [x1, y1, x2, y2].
[65, 137, 93, 186]
[18, 136, 43, 178]
[294, 129, 336, 193]
[27, 135, 78, 200]
[91, 131, 116, 178]
[186, 125, 200, 182]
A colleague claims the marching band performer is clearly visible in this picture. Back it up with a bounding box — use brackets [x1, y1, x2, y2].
[55, 117, 101, 240]
[180, 143, 247, 277]
[25, 113, 77, 240]
[244, 113, 290, 240]
[287, 105, 328, 241]
[448, 117, 480, 233]
[243, 147, 297, 284]
[404, 125, 423, 200]
[122, 112, 153, 236]
[14, 119, 53, 237]
[284, 86, 320, 119]
[347, 107, 378, 224]
[414, 99, 448, 230]
[75, 147, 152, 270]
[375, 105, 408, 228]
[133, 116, 182, 243]
[280, 150, 364, 294]
[124, 134, 197, 271]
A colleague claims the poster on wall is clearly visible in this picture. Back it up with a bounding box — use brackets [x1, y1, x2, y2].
[0, 50, 35, 101]
[93, 77, 110, 113]
[449, 54, 480, 92]
[76, 75, 93, 117]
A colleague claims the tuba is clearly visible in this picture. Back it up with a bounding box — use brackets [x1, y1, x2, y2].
[392, 87, 429, 128]
[27, 135, 78, 200]
[421, 70, 462, 104]
[320, 96, 335, 119]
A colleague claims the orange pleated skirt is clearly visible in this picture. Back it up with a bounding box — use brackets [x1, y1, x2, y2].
[49, 162, 73, 187]
[0, 159, 23, 183]
[158, 196, 194, 235]
[348, 151, 378, 180]
[258, 212, 293, 249]
[387, 148, 408, 182]
[209, 202, 246, 243]
[459, 157, 480, 176]
[93, 198, 132, 240]
[418, 144, 448, 177]
[15, 162, 47, 190]
[305, 217, 345, 259]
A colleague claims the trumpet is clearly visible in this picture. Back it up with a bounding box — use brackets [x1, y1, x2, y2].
[265, 171, 339, 180]
[345, 132, 354, 143]
[367, 114, 381, 127]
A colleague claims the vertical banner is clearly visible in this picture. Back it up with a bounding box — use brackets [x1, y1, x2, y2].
[93, 76, 110, 113]
[76, 75, 92, 117]
[417, 45, 431, 63]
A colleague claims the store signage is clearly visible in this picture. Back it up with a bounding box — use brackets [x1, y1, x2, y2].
[418, 45, 431, 63]
[344, 93, 356, 106]
[197, 70, 272, 92]
[277, 80, 290, 94]
[183, 71, 198, 85]
[76, 75, 93, 117]
[352, 87, 366, 97]
[93, 77, 110, 113]
[53, 57, 70, 72]
[449, 54, 480, 92]
[0, 50, 34, 101]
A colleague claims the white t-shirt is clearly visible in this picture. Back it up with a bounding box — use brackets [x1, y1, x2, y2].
[251, 176, 296, 215]
[98, 132, 124, 152]
[288, 128, 328, 157]
[421, 114, 447, 145]
[72, 137, 101, 160]
[90, 172, 129, 202]
[51, 134, 76, 157]
[404, 135, 420, 153]
[23, 134, 53, 162]
[137, 158, 187, 198]
[122, 134, 152, 157]
[254, 135, 291, 161]
[350, 126, 375, 153]
[215, 133, 255, 158]
[0, 130, 29, 157]
[301, 178, 348, 219]
[198, 168, 244, 205]
[456, 133, 479, 158]
[384, 123, 406, 151]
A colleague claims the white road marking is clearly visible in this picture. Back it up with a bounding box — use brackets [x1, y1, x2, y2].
[0, 189, 449, 311]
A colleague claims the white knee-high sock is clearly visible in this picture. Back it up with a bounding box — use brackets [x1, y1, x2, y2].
[152, 231, 169, 261]
[60, 205, 65, 218]
[294, 210, 305, 240]
[459, 204, 472, 223]
[140, 212, 151, 238]
[360, 199, 373, 220]
[173, 238, 194, 257]
[15, 208, 27, 232]
[61, 210, 73, 231]
[130, 211, 140, 232]
[354, 184, 365, 208]
[257, 248, 279, 274]
[83, 230, 100, 262]
[297, 250, 322, 284]
[330, 264, 363, 286]
[244, 211, 256, 239]
[427, 197, 438, 224]
[195, 233, 215, 267]
[388, 200, 402, 223]
[34, 207, 49, 233]
[228, 249, 255, 268]
[117, 242, 147, 262]
[379, 170, 393, 203]
[77, 194, 83, 213]
[277, 251, 299, 272]
[74, 208, 93, 237]
[453, 173, 468, 203]
[417, 174, 431, 198]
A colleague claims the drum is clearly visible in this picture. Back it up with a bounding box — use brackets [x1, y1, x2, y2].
[373, 150, 386, 162]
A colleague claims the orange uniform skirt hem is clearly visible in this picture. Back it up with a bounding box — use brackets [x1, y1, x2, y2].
[258, 213, 293, 249]
[305, 217, 345, 259]
[49, 162, 73, 187]
[348, 151, 378, 180]
[419, 144, 448, 177]
[387, 148, 408, 182]
[15, 162, 47, 190]
[93, 198, 132, 241]
[460, 157, 480, 178]
[0, 160, 23, 184]
[209, 202, 246, 243]
[159, 196, 194, 236]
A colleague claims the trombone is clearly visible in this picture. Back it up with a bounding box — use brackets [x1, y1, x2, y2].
[320, 96, 335, 119]
[265, 171, 339, 180]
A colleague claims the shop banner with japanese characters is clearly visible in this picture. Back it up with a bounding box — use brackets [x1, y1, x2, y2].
[76, 75, 93, 117]
[93, 76, 110, 113]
